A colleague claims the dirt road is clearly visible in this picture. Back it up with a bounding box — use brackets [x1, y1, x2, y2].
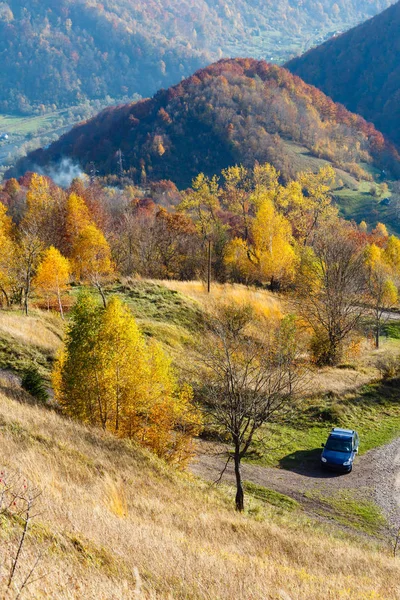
[191, 438, 400, 530]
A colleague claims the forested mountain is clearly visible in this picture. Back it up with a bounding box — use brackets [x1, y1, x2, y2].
[11, 59, 400, 188]
[0, 0, 395, 113]
[286, 1, 400, 147]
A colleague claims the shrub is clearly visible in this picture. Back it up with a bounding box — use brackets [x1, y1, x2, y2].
[21, 367, 49, 403]
[376, 354, 400, 380]
[310, 331, 342, 366]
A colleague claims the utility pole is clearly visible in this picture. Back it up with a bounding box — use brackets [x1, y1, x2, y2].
[207, 239, 212, 294]
[117, 149, 124, 178]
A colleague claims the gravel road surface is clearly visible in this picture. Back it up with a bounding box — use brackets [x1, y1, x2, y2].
[191, 438, 400, 530]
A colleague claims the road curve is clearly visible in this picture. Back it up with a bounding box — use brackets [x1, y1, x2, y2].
[191, 438, 400, 530]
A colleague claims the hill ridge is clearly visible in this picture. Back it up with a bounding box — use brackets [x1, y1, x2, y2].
[10, 58, 400, 188]
[286, 1, 400, 147]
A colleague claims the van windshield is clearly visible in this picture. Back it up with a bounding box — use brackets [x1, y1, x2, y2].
[325, 437, 352, 453]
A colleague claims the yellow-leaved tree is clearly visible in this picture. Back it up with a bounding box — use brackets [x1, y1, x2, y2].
[364, 243, 398, 348]
[225, 195, 297, 288]
[71, 224, 114, 307]
[0, 202, 18, 306]
[53, 294, 202, 466]
[179, 173, 220, 240]
[18, 174, 56, 315]
[33, 246, 71, 318]
[65, 192, 92, 244]
[278, 166, 337, 245]
[25, 173, 53, 231]
[251, 197, 298, 288]
[65, 193, 114, 305]
[384, 235, 400, 276]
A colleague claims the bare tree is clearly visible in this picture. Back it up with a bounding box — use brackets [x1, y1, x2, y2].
[295, 220, 368, 365]
[197, 304, 305, 511]
[17, 229, 43, 316]
[0, 470, 45, 598]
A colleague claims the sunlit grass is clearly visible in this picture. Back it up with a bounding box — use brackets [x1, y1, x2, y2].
[0, 310, 62, 353]
[304, 489, 387, 535]
[157, 279, 283, 319]
[0, 378, 399, 599]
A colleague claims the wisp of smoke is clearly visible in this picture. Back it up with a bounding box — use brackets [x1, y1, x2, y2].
[36, 158, 87, 188]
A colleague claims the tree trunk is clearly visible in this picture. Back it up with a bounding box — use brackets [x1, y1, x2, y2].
[234, 452, 244, 512]
[0, 287, 9, 308]
[24, 271, 31, 316]
[375, 323, 380, 349]
[95, 281, 107, 308]
[24, 290, 29, 316]
[324, 334, 342, 366]
[57, 288, 64, 320]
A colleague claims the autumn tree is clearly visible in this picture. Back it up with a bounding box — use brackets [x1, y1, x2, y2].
[251, 196, 297, 288]
[384, 235, 400, 276]
[33, 247, 71, 318]
[179, 174, 220, 239]
[364, 244, 398, 348]
[16, 232, 43, 316]
[53, 294, 202, 465]
[225, 194, 297, 288]
[179, 173, 227, 283]
[23, 173, 66, 249]
[221, 163, 280, 241]
[71, 224, 114, 307]
[25, 174, 53, 229]
[65, 192, 92, 246]
[0, 202, 18, 306]
[278, 166, 337, 245]
[15, 174, 62, 315]
[63, 191, 115, 304]
[197, 303, 304, 511]
[150, 208, 199, 279]
[295, 219, 368, 365]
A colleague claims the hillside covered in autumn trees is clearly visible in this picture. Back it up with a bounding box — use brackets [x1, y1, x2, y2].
[0, 0, 395, 114]
[286, 1, 400, 147]
[2, 163, 400, 365]
[11, 59, 400, 188]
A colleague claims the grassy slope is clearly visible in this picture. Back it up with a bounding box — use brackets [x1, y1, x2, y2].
[0, 309, 63, 378]
[0, 281, 400, 600]
[1, 376, 400, 599]
[3, 281, 400, 452]
[2, 282, 400, 549]
[283, 145, 398, 233]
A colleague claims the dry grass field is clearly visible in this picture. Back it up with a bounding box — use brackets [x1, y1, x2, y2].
[0, 374, 399, 600]
[155, 279, 397, 396]
[158, 280, 283, 318]
[0, 311, 62, 354]
[1, 284, 400, 598]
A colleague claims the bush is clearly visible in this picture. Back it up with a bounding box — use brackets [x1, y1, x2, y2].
[376, 354, 400, 380]
[310, 331, 342, 366]
[21, 367, 49, 403]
